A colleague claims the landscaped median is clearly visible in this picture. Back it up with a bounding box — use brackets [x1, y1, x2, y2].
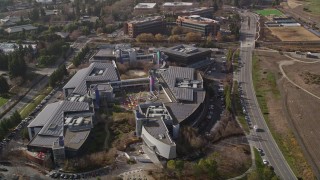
[252, 53, 314, 178]
[19, 86, 52, 119]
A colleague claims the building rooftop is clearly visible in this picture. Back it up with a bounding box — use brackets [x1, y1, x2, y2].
[163, 2, 193, 7]
[0, 43, 36, 54]
[179, 7, 213, 13]
[138, 103, 175, 145]
[28, 101, 92, 149]
[143, 118, 174, 145]
[162, 44, 211, 57]
[160, 66, 195, 101]
[63, 62, 119, 96]
[134, 3, 157, 9]
[5, 24, 37, 33]
[128, 16, 163, 24]
[180, 15, 218, 23]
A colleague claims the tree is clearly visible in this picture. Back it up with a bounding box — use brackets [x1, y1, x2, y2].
[8, 51, 27, 78]
[171, 26, 184, 35]
[155, 34, 165, 41]
[213, 0, 219, 11]
[216, 31, 223, 42]
[185, 32, 201, 42]
[168, 35, 179, 43]
[167, 160, 176, 170]
[40, 8, 46, 16]
[136, 33, 155, 42]
[0, 76, 9, 94]
[29, 8, 39, 21]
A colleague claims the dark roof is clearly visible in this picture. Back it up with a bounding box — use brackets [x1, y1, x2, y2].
[143, 118, 174, 145]
[63, 62, 119, 95]
[28, 101, 91, 149]
[162, 44, 211, 58]
[160, 66, 194, 101]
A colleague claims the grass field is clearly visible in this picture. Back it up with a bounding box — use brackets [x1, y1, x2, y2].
[0, 96, 8, 107]
[19, 87, 52, 119]
[255, 9, 283, 16]
[269, 26, 320, 41]
[306, 0, 320, 14]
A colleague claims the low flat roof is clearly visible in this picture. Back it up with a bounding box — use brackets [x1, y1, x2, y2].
[5, 24, 37, 33]
[128, 16, 163, 24]
[163, 2, 193, 7]
[134, 3, 157, 9]
[162, 44, 211, 58]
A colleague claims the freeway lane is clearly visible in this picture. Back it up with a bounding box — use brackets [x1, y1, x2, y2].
[238, 11, 297, 179]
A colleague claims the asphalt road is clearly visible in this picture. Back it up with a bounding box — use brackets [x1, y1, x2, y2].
[237, 11, 297, 179]
[0, 76, 49, 120]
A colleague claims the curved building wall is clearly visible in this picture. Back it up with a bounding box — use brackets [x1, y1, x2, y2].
[141, 126, 176, 159]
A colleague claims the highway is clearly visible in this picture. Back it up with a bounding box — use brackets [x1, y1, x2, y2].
[237, 11, 297, 179]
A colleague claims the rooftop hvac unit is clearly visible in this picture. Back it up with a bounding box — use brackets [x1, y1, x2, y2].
[158, 134, 165, 139]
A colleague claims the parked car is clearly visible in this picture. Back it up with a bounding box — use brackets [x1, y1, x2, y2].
[263, 159, 269, 165]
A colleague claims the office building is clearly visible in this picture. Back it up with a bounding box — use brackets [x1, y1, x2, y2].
[27, 101, 94, 162]
[134, 3, 157, 15]
[124, 16, 166, 38]
[162, 44, 211, 65]
[176, 15, 220, 36]
[135, 66, 206, 162]
[162, 2, 195, 13]
[176, 7, 214, 18]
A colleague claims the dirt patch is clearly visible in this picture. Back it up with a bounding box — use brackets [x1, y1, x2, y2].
[268, 27, 320, 41]
[283, 61, 320, 97]
[282, 79, 320, 177]
[254, 50, 315, 178]
[255, 51, 291, 136]
[127, 70, 147, 77]
[287, 0, 303, 8]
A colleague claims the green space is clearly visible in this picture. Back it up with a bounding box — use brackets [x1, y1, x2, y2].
[306, 0, 320, 15]
[0, 96, 8, 107]
[19, 87, 52, 119]
[255, 9, 283, 16]
[252, 54, 314, 178]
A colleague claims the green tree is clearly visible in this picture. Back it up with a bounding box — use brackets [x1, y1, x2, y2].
[167, 160, 176, 170]
[29, 8, 40, 21]
[8, 51, 27, 78]
[0, 76, 9, 94]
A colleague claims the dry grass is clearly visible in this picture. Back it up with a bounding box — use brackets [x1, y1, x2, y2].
[268, 27, 320, 41]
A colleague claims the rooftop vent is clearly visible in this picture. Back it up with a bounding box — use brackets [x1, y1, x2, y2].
[158, 134, 165, 139]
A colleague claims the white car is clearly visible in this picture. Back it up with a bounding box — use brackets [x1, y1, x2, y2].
[263, 159, 269, 165]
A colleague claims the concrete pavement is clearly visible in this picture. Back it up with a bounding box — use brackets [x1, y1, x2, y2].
[237, 11, 297, 179]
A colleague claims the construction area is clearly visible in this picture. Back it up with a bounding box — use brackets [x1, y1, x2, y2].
[254, 50, 320, 178]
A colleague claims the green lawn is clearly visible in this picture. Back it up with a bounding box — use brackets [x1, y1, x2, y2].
[255, 9, 283, 16]
[19, 87, 52, 119]
[0, 96, 8, 107]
